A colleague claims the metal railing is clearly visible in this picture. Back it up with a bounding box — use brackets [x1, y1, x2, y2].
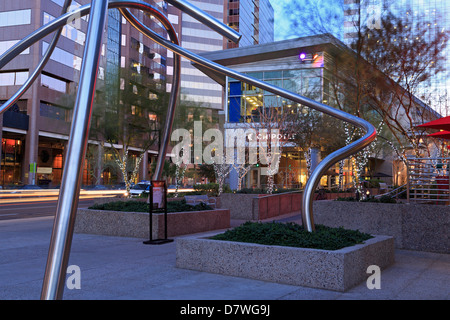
[0, 0, 377, 299]
[374, 183, 407, 199]
[406, 157, 450, 205]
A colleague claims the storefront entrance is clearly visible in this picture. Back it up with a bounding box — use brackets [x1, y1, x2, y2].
[1, 137, 24, 187]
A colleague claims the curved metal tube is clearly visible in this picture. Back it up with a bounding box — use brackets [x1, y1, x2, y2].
[0, 0, 377, 300]
[164, 0, 241, 43]
[0, 5, 91, 74]
[0, 0, 73, 115]
[40, 0, 109, 300]
[0, 0, 376, 232]
[111, 1, 377, 232]
[115, 5, 181, 181]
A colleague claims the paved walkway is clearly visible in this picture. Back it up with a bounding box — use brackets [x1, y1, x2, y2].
[0, 215, 448, 300]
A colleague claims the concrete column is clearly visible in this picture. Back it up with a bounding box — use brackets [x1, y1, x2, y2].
[96, 143, 104, 185]
[141, 151, 148, 181]
[229, 166, 238, 190]
[24, 89, 39, 185]
[23, 6, 42, 185]
[310, 147, 321, 173]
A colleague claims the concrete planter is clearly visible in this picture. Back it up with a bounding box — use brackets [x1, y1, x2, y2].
[219, 192, 302, 220]
[75, 208, 230, 239]
[176, 233, 394, 292]
[313, 200, 449, 253]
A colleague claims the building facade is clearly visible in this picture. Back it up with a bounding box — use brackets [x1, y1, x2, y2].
[198, 34, 439, 190]
[0, 0, 168, 188]
[343, 0, 450, 115]
[166, 0, 274, 110]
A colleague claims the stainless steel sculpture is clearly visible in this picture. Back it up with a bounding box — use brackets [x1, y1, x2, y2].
[0, 0, 376, 299]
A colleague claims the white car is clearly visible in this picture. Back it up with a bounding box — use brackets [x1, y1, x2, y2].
[129, 182, 151, 196]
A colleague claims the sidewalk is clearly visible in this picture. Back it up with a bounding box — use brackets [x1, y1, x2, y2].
[0, 215, 448, 300]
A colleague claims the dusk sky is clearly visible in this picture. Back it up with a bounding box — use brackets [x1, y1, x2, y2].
[270, 0, 291, 40]
[270, 0, 344, 41]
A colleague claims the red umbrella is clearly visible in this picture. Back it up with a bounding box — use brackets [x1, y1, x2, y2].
[417, 116, 450, 131]
[427, 130, 450, 140]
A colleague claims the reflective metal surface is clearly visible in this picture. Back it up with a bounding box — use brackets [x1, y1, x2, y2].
[114, 2, 377, 232]
[0, 0, 376, 300]
[40, 0, 109, 300]
[116, 5, 181, 181]
[164, 0, 241, 43]
[0, 0, 74, 115]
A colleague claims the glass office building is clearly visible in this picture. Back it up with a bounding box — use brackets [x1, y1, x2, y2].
[200, 33, 439, 190]
[344, 0, 450, 115]
[0, 0, 168, 187]
[166, 0, 274, 110]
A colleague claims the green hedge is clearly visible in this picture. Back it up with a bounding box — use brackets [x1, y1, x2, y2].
[210, 221, 373, 251]
[89, 200, 212, 212]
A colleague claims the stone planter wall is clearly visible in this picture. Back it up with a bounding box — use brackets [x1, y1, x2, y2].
[313, 201, 449, 253]
[176, 234, 395, 292]
[219, 192, 364, 220]
[255, 192, 302, 220]
[219, 193, 259, 220]
[75, 208, 230, 239]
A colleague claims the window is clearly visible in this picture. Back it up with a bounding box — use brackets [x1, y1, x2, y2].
[42, 42, 82, 70]
[0, 71, 29, 86]
[39, 102, 72, 122]
[41, 74, 68, 93]
[0, 40, 30, 56]
[44, 12, 86, 45]
[0, 9, 31, 27]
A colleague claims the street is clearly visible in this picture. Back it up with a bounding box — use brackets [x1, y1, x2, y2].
[0, 198, 96, 220]
[0, 189, 126, 220]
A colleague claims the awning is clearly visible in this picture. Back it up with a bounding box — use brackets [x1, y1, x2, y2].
[427, 130, 450, 140]
[417, 116, 450, 131]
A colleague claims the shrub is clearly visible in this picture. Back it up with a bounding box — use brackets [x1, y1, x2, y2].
[336, 195, 396, 203]
[210, 221, 373, 251]
[193, 183, 230, 196]
[89, 199, 212, 213]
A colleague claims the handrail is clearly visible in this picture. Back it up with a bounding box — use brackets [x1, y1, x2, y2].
[118, 2, 377, 233]
[0, 0, 377, 299]
[374, 184, 407, 199]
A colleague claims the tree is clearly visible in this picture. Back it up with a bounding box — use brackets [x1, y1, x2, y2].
[354, 11, 449, 158]
[246, 103, 297, 194]
[280, 0, 343, 40]
[282, 1, 448, 190]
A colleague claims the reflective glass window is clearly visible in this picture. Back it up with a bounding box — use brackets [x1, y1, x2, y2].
[41, 74, 68, 93]
[0, 40, 30, 56]
[0, 9, 31, 27]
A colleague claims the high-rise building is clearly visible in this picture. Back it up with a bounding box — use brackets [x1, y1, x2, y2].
[0, 0, 168, 187]
[343, 0, 450, 115]
[166, 0, 274, 110]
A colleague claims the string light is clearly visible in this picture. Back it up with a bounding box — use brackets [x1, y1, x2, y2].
[115, 148, 145, 197]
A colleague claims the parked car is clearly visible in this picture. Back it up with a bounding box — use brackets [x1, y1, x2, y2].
[129, 181, 151, 196]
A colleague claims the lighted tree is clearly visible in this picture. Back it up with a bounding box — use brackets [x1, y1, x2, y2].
[247, 103, 296, 194]
[354, 11, 449, 158]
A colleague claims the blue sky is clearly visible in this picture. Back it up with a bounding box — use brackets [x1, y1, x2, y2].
[270, 0, 291, 40]
[270, 0, 344, 41]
